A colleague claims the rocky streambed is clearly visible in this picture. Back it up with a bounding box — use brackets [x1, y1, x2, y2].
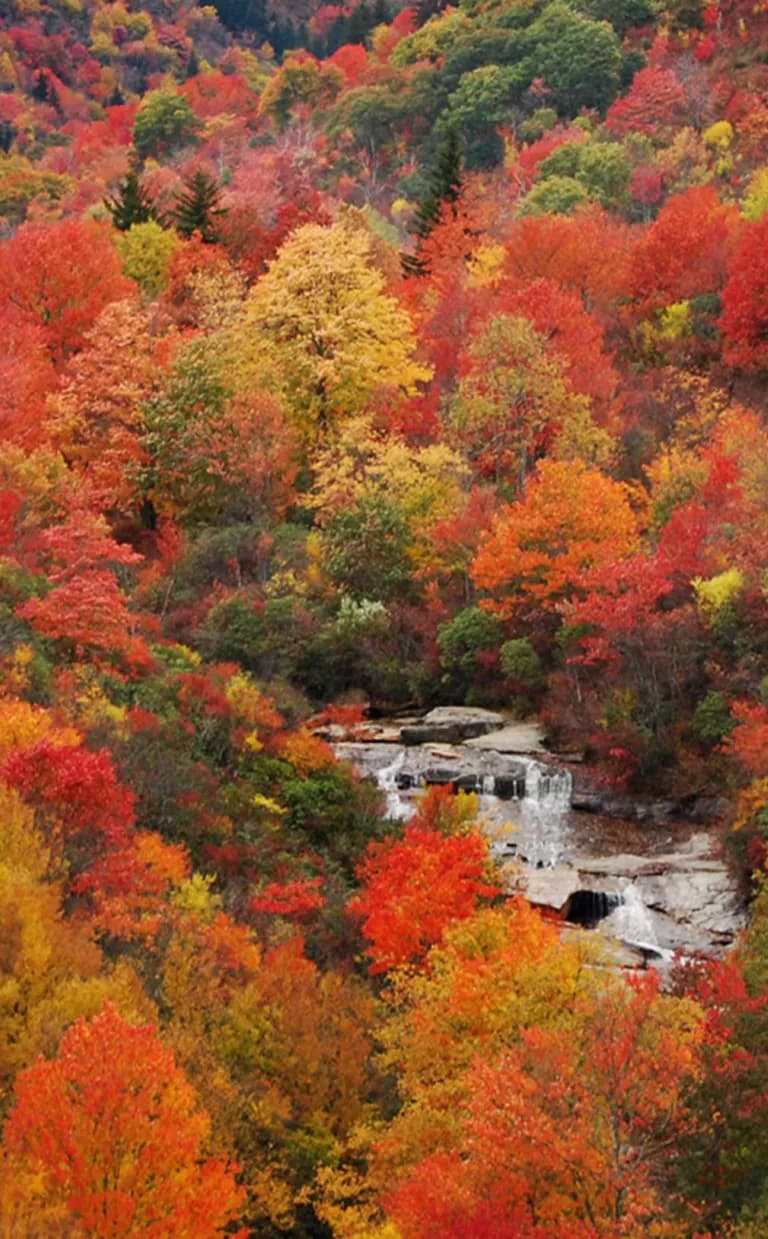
[331, 706, 747, 967]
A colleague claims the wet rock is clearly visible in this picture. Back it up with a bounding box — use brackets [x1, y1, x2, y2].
[424, 766, 462, 786]
[523, 865, 581, 911]
[493, 772, 527, 800]
[454, 774, 480, 792]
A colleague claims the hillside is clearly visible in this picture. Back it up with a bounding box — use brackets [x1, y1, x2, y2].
[1, 0, 768, 1232]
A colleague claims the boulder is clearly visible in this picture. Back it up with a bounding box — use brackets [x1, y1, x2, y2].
[401, 706, 504, 745]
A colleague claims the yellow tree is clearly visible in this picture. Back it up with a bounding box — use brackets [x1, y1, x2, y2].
[244, 218, 431, 437]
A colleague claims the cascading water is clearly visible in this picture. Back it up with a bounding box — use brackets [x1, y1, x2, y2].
[606, 884, 662, 955]
[376, 748, 410, 821]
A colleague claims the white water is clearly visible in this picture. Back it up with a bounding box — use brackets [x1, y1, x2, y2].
[376, 748, 410, 820]
[607, 884, 661, 954]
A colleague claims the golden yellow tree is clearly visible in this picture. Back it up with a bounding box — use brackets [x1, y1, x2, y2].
[244, 218, 431, 436]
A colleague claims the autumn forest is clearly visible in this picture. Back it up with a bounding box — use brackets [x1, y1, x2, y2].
[1, 0, 768, 1230]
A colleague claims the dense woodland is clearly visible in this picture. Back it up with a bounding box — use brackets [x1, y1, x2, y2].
[2, 0, 768, 1231]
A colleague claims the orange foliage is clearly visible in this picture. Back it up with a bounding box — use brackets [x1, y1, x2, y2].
[3, 1004, 245, 1237]
[472, 459, 640, 623]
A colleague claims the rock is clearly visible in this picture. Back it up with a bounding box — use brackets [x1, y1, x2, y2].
[424, 766, 462, 786]
[492, 771, 527, 800]
[402, 706, 504, 745]
[463, 722, 546, 753]
[571, 794, 604, 813]
[454, 774, 480, 792]
[524, 865, 582, 911]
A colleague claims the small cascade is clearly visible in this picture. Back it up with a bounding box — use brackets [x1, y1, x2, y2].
[511, 758, 573, 867]
[377, 748, 410, 820]
[607, 884, 660, 953]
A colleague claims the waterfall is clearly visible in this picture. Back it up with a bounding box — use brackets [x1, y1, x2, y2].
[607, 884, 659, 953]
[376, 748, 410, 820]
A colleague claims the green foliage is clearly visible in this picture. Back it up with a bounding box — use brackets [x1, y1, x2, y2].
[520, 174, 590, 215]
[133, 90, 201, 160]
[104, 170, 158, 232]
[117, 220, 179, 298]
[321, 496, 412, 604]
[403, 125, 464, 273]
[437, 607, 503, 700]
[442, 63, 527, 168]
[500, 638, 544, 687]
[170, 170, 226, 243]
[524, 3, 623, 114]
[692, 691, 734, 746]
[536, 139, 631, 209]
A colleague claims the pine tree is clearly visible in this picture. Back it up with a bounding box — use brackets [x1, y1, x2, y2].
[401, 126, 463, 277]
[171, 169, 226, 243]
[104, 170, 158, 232]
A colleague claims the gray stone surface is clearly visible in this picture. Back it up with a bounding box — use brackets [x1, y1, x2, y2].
[464, 722, 547, 753]
[402, 706, 505, 745]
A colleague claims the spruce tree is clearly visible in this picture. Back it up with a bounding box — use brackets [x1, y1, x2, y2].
[401, 126, 463, 277]
[104, 170, 158, 232]
[170, 170, 225, 244]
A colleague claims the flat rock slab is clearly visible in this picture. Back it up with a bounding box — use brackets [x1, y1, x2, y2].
[464, 722, 546, 753]
[402, 706, 505, 745]
[523, 865, 582, 910]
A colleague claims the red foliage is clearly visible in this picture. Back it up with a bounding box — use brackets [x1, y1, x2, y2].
[630, 186, 739, 315]
[720, 215, 768, 371]
[349, 815, 502, 974]
[249, 876, 326, 919]
[498, 276, 620, 421]
[606, 65, 688, 136]
[0, 218, 131, 367]
[3, 740, 135, 852]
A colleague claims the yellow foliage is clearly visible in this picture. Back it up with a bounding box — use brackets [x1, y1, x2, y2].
[658, 300, 692, 340]
[0, 698, 80, 764]
[732, 777, 768, 833]
[225, 672, 281, 734]
[117, 220, 179, 298]
[702, 119, 734, 150]
[466, 241, 506, 288]
[312, 1161, 401, 1238]
[243, 219, 432, 436]
[310, 414, 469, 559]
[693, 567, 744, 615]
[646, 443, 706, 530]
[373, 903, 605, 1176]
[742, 165, 768, 220]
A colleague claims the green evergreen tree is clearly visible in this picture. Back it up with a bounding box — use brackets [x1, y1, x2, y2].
[401, 126, 463, 277]
[170, 170, 226, 243]
[104, 170, 158, 232]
